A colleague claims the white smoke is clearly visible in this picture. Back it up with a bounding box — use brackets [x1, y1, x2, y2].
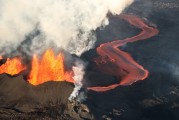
[69, 59, 87, 101]
[0, 0, 133, 56]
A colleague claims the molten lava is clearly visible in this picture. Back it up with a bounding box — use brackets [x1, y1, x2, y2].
[0, 50, 74, 85]
[28, 49, 74, 85]
[88, 14, 159, 92]
[0, 57, 26, 75]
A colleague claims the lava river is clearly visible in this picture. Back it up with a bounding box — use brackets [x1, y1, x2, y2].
[88, 14, 159, 92]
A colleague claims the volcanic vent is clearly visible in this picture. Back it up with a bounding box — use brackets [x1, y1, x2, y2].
[0, 49, 74, 84]
[0, 50, 93, 119]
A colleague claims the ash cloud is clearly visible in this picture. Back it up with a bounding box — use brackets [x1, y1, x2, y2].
[0, 0, 133, 56]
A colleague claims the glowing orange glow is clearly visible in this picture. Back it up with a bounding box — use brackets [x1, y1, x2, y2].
[0, 57, 26, 75]
[0, 56, 2, 60]
[28, 49, 74, 85]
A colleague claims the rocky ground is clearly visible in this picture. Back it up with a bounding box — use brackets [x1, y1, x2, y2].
[0, 74, 93, 120]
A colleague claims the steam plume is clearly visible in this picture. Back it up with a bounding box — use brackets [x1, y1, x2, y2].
[69, 59, 87, 101]
[0, 0, 133, 56]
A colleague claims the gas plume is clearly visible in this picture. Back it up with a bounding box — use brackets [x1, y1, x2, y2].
[0, 0, 133, 56]
[69, 59, 87, 101]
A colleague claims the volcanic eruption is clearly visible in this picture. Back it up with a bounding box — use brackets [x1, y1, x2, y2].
[0, 0, 135, 99]
[0, 57, 26, 75]
[0, 14, 159, 92]
[1, 0, 178, 120]
[28, 49, 74, 85]
[0, 49, 74, 84]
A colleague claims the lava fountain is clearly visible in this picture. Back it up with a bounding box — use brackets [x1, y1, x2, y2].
[88, 14, 159, 92]
[0, 49, 74, 85]
[28, 49, 74, 85]
[0, 57, 26, 75]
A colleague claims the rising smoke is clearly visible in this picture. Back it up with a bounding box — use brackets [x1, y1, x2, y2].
[0, 0, 134, 100]
[0, 0, 133, 56]
[69, 59, 87, 101]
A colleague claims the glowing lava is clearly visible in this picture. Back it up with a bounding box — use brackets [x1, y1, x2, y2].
[0, 57, 26, 75]
[0, 50, 74, 85]
[28, 49, 74, 85]
[88, 14, 159, 92]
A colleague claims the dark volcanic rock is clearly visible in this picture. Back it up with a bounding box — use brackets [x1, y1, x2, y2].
[0, 74, 74, 109]
[0, 73, 93, 120]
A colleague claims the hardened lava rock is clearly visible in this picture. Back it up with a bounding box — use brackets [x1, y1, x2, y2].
[0, 73, 93, 120]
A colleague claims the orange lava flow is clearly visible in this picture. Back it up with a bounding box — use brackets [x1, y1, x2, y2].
[88, 14, 159, 92]
[0, 57, 26, 75]
[28, 49, 74, 85]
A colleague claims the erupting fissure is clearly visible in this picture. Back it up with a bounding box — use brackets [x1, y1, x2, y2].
[28, 49, 74, 85]
[0, 49, 74, 85]
[0, 57, 26, 75]
[88, 14, 159, 92]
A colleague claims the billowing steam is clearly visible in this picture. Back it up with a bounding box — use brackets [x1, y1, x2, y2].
[69, 59, 87, 101]
[0, 0, 133, 56]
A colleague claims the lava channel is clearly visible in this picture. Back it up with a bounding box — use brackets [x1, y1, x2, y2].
[88, 14, 159, 92]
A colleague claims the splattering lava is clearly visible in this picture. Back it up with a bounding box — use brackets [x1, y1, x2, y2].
[88, 14, 159, 92]
[0, 50, 74, 85]
[0, 57, 26, 75]
[28, 49, 74, 85]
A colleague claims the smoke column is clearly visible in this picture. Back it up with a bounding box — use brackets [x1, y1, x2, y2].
[0, 0, 134, 56]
